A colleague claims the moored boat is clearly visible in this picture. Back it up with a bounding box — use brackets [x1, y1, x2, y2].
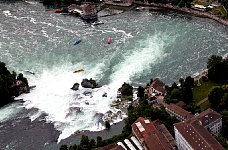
[73, 68, 85, 73]
[107, 36, 111, 44]
[74, 40, 81, 45]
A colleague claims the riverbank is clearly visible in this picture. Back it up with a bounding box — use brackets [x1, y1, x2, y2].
[135, 2, 228, 26]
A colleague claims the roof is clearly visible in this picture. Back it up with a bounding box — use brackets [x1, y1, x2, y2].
[131, 117, 174, 150]
[174, 119, 224, 150]
[166, 103, 194, 119]
[153, 120, 176, 147]
[98, 143, 125, 150]
[195, 108, 222, 127]
[175, 101, 186, 108]
[150, 79, 166, 94]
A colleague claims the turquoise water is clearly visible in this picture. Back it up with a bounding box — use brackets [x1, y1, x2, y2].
[0, 1, 228, 141]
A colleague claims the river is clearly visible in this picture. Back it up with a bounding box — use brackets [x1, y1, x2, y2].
[0, 1, 228, 149]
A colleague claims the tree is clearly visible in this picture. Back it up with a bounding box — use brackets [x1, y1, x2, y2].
[0, 62, 10, 75]
[96, 136, 103, 147]
[0, 61, 29, 107]
[184, 76, 194, 88]
[218, 93, 228, 111]
[89, 139, 96, 148]
[150, 78, 153, 84]
[186, 103, 200, 114]
[80, 135, 89, 148]
[179, 78, 184, 87]
[60, 145, 68, 150]
[171, 82, 178, 89]
[17, 73, 28, 86]
[137, 86, 145, 98]
[181, 87, 193, 104]
[207, 55, 228, 83]
[208, 87, 224, 110]
[170, 88, 182, 100]
[119, 82, 133, 96]
[105, 121, 111, 129]
[218, 136, 228, 149]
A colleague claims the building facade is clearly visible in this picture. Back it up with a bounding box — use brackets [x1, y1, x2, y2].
[148, 78, 166, 96]
[195, 108, 222, 136]
[174, 119, 224, 150]
[165, 103, 194, 121]
[174, 108, 224, 150]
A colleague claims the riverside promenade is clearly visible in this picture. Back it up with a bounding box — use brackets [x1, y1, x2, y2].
[135, 2, 228, 26]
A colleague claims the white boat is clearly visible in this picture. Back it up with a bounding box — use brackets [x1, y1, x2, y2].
[25, 70, 35, 75]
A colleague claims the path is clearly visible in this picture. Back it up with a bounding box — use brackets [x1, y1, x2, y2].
[197, 97, 208, 106]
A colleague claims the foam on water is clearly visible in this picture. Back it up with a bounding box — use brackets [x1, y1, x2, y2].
[15, 29, 175, 142]
[110, 31, 174, 89]
[2, 2, 228, 144]
[0, 103, 23, 122]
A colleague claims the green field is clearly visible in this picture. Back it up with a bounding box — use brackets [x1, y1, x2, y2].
[193, 80, 223, 103]
[199, 100, 211, 111]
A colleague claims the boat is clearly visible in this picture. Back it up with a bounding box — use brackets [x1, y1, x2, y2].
[60, 13, 69, 16]
[91, 21, 104, 26]
[25, 70, 35, 75]
[54, 9, 64, 13]
[74, 40, 81, 45]
[107, 36, 111, 44]
[135, 6, 145, 11]
[73, 68, 85, 73]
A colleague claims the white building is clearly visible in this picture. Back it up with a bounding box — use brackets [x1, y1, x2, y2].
[165, 103, 194, 121]
[195, 108, 222, 137]
[174, 108, 224, 150]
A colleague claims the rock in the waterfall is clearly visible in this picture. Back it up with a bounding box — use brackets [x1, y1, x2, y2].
[81, 78, 99, 88]
[71, 83, 79, 90]
[102, 92, 107, 97]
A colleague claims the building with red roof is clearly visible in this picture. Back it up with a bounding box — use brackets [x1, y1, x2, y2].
[174, 108, 223, 150]
[166, 103, 194, 121]
[131, 117, 175, 150]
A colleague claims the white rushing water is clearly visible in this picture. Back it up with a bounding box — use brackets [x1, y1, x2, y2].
[1, 1, 228, 143]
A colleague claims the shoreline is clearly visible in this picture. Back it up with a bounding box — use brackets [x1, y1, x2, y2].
[134, 2, 228, 26]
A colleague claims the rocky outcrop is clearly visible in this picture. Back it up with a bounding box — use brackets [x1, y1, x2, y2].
[81, 78, 99, 88]
[71, 83, 79, 91]
[12, 80, 30, 96]
[102, 92, 107, 97]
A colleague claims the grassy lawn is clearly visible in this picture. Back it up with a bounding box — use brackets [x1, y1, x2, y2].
[212, 6, 228, 18]
[193, 80, 223, 103]
[199, 100, 211, 111]
[193, 0, 209, 6]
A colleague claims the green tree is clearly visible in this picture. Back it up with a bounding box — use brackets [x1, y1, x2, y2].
[96, 136, 103, 147]
[89, 139, 96, 148]
[170, 88, 182, 100]
[208, 87, 224, 110]
[181, 87, 193, 104]
[184, 76, 194, 88]
[137, 86, 145, 98]
[60, 145, 68, 150]
[186, 103, 200, 114]
[179, 78, 184, 87]
[119, 82, 133, 96]
[171, 82, 178, 89]
[80, 135, 89, 148]
[218, 136, 228, 149]
[207, 55, 228, 83]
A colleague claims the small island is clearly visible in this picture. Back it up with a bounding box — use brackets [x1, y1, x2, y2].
[0, 61, 30, 107]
